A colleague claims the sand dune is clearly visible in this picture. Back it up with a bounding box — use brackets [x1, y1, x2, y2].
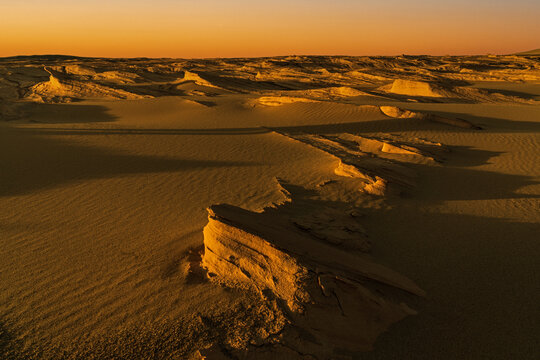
[92, 71, 141, 84]
[1, 54, 539, 359]
[296, 86, 374, 99]
[515, 48, 540, 56]
[251, 96, 318, 106]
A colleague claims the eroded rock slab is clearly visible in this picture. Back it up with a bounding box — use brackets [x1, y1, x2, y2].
[380, 105, 482, 129]
[202, 193, 424, 357]
[274, 132, 420, 196]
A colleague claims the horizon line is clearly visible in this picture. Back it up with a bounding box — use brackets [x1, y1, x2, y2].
[2, 50, 539, 61]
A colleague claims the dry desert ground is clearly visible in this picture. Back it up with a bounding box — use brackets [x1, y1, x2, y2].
[1, 54, 539, 359]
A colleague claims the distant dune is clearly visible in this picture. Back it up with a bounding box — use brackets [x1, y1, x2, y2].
[515, 48, 540, 56]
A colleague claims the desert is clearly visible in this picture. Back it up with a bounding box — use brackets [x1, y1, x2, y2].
[1, 53, 539, 359]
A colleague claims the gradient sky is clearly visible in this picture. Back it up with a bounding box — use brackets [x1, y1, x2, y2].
[1, 0, 539, 58]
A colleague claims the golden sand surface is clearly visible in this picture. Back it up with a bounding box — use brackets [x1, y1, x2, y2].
[1, 55, 539, 359]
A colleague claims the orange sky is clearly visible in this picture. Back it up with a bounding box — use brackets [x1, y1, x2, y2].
[1, 0, 539, 58]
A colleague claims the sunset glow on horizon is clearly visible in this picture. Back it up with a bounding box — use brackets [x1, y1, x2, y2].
[1, 0, 539, 58]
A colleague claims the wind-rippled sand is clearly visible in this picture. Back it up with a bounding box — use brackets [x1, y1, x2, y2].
[1, 55, 539, 359]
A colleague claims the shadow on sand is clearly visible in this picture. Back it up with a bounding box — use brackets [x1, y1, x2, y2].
[17, 110, 540, 137]
[17, 102, 119, 124]
[351, 143, 539, 359]
[0, 127, 259, 197]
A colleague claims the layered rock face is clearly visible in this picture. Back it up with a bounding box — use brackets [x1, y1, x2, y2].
[203, 205, 311, 313]
[202, 198, 424, 356]
[27, 68, 148, 103]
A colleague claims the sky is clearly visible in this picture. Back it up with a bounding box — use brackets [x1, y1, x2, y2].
[1, 0, 539, 58]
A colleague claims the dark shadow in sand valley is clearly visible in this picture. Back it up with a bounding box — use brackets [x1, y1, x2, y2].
[0, 127, 258, 197]
[17, 103, 118, 124]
